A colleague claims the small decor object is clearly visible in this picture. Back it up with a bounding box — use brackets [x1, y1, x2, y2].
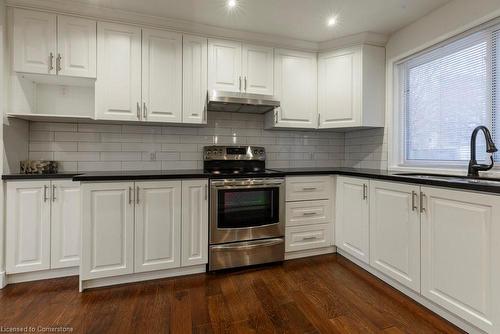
[20, 160, 58, 174]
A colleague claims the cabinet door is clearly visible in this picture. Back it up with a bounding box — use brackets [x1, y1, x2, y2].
[95, 22, 142, 121]
[135, 181, 181, 272]
[318, 47, 361, 128]
[208, 39, 241, 92]
[242, 44, 274, 95]
[12, 9, 57, 74]
[421, 187, 500, 333]
[57, 15, 96, 78]
[369, 180, 420, 292]
[335, 177, 369, 263]
[6, 181, 51, 273]
[142, 29, 182, 123]
[51, 180, 81, 269]
[274, 49, 317, 128]
[181, 180, 208, 267]
[81, 182, 134, 280]
[183, 35, 207, 124]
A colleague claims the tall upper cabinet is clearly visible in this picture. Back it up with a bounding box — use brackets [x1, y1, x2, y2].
[13, 9, 96, 78]
[265, 49, 317, 129]
[318, 45, 385, 129]
[208, 39, 274, 95]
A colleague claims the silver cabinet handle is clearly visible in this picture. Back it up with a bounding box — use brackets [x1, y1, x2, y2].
[302, 236, 317, 241]
[52, 184, 56, 202]
[239, 76, 242, 91]
[302, 187, 317, 191]
[43, 185, 48, 202]
[362, 184, 368, 200]
[411, 191, 418, 211]
[49, 52, 54, 72]
[244, 76, 247, 91]
[56, 53, 62, 73]
[204, 184, 208, 200]
[302, 212, 316, 216]
[317, 113, 321, 127]
[129, 186, 133, 205]
[420, 192, 426, 213]
[143, 102, 147, 119]
[136, 102, 141, 120]
[136, 186, 140, 204]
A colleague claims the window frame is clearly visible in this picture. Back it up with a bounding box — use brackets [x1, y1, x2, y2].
[389, 17, 500, 173]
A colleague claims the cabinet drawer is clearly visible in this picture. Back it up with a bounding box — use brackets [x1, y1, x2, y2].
[286, 200, 332, 226]
[285, 224, 331, 252]
[286, 176, 332, 201]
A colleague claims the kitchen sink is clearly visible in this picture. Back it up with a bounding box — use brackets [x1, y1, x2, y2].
[394, 173, 500, 186]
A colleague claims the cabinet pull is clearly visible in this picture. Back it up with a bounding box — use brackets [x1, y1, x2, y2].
[302, 212, 316, 216]
[274, 108, 278, 124]
[136, 186, 140, 204]
[317, 113, 321, 127]
[143, 102, 147, 119]
[137, 102, 141, 120]
[129, 186, 133, 205]
[56, 53, 62, 73]
[411, 191, 418, 211]
[239, 76, 242, 91]
[420, 192, 426, 213]
[362, 184, 368, 200]
[244, 76, 247, 91]
[48, 52, 54, 72]
[43, 185, 48, 202]
[302, 187, 317, 191]
[52, 184, 56, 202]
[302, 236, 317, 241]
[205, 184, 208, 200]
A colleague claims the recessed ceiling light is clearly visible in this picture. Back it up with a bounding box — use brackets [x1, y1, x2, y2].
[227, 0, 237, 9]
[327, 16, 337, 27]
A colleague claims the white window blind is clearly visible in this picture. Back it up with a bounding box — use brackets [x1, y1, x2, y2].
[400, 26, 500, 164]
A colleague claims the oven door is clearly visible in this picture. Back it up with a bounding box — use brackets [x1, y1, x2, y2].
[210, 178, 285, 244]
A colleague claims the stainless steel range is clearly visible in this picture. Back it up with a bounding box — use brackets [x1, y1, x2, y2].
[204, 146, 285, 271]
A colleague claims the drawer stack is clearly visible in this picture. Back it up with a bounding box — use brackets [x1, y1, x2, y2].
[285, 176, 334, 253]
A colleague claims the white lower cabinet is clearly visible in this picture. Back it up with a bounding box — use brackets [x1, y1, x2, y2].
[81, 182, 134, 280]
[81, 179, 208, 282]
[420, 186, 500, 333]
[335, 176, 370, 263]
[6, 180, 80, 274]
[369, 180, 420, 292]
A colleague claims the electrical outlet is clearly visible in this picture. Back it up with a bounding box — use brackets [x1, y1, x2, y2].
[150, 152, 156, 161]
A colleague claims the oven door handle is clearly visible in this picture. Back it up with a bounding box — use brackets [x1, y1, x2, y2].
[211, 238, 284, 250]
[211, 184, 282, 190]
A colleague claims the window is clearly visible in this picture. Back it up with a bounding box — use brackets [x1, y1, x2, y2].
[398, 24, 500, 166]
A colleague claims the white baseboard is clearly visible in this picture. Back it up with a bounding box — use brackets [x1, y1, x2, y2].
[80, 265, 206, 292]
[6, 267, 79, 284]
[0, 271, 6, 289]
[285, 246, 336, 260]
[337, 249, 485, 334]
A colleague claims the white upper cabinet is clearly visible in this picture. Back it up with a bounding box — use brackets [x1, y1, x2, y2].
[13, 9, 57, 75]
[268, 49, 317, 129]
[335, 176, 370, 264]
[208, 39, 274, 94]
[208, 39, 242, 92]
[81, 182, 135, 280]
[181, 180, 209, 266]
[241, 44, 274, 95]
[6, 181, 51, 273]
[183, 34, 207, 124]
[56, 15, 96, 78]
[95, 22, 142, 121]
[369, 180, 421, 292]
[50, 180, 81, 269]
[142, 29, 182, 123]
[420, 187, 500, 333]
[318, 45, 385, 129]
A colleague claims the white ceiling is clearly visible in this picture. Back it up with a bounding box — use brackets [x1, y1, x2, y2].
[67, 0, 451, 42]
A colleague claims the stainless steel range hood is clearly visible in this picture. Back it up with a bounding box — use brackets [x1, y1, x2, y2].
[206, 90, 280, 114]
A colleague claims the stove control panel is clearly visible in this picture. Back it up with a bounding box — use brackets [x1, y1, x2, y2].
[204, 146, 266, 161]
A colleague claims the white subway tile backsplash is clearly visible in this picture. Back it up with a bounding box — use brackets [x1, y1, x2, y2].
[55, 132, 100, 142]
[30, 142, 77, 152]
[78, 161, 121, 171]
[54, 151, 100, 161]
[78, 142, 122, 152]
[100, 152, 141, 161]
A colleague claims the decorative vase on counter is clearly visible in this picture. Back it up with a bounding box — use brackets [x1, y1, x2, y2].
[20, 160, 58, 174]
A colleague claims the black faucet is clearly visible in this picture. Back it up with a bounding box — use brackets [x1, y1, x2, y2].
[467, 125, 498, 178]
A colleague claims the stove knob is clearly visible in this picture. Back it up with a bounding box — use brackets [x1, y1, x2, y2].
[259, 150, 264, 155]
[253, 149, 258, 155]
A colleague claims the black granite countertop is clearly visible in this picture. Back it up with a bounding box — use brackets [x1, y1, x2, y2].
[4, 167, 500, 194]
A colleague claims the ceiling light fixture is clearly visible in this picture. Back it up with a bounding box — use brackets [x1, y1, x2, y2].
[327, 16, 337, 27]
[227, 0, 237, 9]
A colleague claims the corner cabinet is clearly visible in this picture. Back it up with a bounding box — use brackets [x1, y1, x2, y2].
[6, 180, 80, 274]
[81, 179, 208, 282]
[265, 49, 317, 129]
[335, 176, 369, 263]
[318, 45, 385, 129]
[12, 9, 96, 78]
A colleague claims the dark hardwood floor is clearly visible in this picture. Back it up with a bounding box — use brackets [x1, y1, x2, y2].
[0, 254, 465, 333]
